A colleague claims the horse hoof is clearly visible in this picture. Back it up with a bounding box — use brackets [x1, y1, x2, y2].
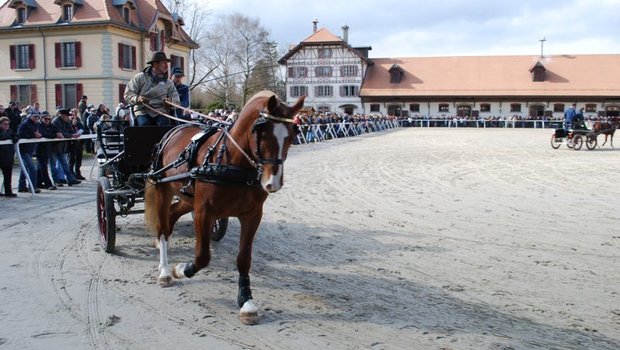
[158, 275, 174, 287]
[239, 300, 259, 325]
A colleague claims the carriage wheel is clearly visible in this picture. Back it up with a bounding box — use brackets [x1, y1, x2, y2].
[96, 177, 116, 253]
[211, 218, 229, 242]
[550, 134, 562, 149]
[572, 135, 583, 150]
[586, 134, 598, 150]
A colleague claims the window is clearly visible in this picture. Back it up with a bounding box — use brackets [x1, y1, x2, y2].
[438, 104, 449, 112]
[341, 85, 358, 97]
[510, 103, 521, 112]
[287, 66, 307, 78]
[10, 44, 34, 70]
[480, 103, 491, 112]
[585, 104, 596, 112]
[118, 43, 136, 70]
[341, 65, 358, 77]
[55, 83, 82, 109]
[553, 104, 565, 112]
[16, 7, 27, 24]
[171, 54, 184, 72]
[409, 103, 420, 112]
[315, 86, 332, 97]
[315, 66, 332, 77]
[55, 42, 81, 68]
[318, 48, 332, 58]
[10, 84, 36, 106]
[317, 105, 330, 113]
[370, 104, 380, 112]
[290, 86, 307, 97]
[150, 30, 165, 51]
[62, 5, 73, 22]
[123, 7, 131, 23]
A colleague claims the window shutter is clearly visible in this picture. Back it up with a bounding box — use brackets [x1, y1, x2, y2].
[10, 85, 17, 101]
[150, 34, 156, 51]
[181, 56, 185, 73]
[28, 44, 35, 69]
[131, 46, 136, 70]
[118, 43, 124, 68]
[75, 41, 82, 67]
[159, 31, 165, 51]
[55, 84, 62, 108]
[55, 43, 61, 68]
[339, 86, 344, 97]
[76, 83, 83, 103]
[10, 45, 16, 69]
[30, 85, 37, 103]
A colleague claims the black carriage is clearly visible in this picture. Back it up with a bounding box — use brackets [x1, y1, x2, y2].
[550, 115, 599, 151]
[95, 121, 228, 253]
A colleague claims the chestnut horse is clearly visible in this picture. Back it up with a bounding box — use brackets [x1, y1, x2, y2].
[592, 121, 616, 148]
[144, 91, 305, 324]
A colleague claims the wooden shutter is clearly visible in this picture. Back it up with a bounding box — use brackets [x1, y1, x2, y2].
[28, 44, 35, 69]
[339, 86, 344, 97]
[55, 84, 63, 108]
[181, 56, 185, 73]
[55, 43, 61, 68]
[159, 31, 165, 51]
[118, 43, 124, 68]
[131, 46, 136, 70]
[75, 41, 82, 67]
[10, 45, 16, 69]
[10, 85, 17, 101]
[76, 84, 83, 104]
[150, 34, 156, 51]
[30, 85, 37, 103]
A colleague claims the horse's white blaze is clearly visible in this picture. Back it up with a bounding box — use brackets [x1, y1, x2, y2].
[263, 123, 287, 192]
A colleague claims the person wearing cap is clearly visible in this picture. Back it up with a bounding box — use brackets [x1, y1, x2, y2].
[124, 51, 180, 126]
[171, 66, 190, 123]
[16, 111, 42, 193]
[50, 108, 81, 186]
[0, 116, 17, 196]
[36, 111, 61, 190]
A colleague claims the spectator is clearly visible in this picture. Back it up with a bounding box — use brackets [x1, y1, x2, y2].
[0, 116, 17, 197]
[36, 111, 60, 190]
[77, 95, 88, 125]
[6, 101, 21, 133]
[68, 108, 86, 180]
[17, 111, 42, 193]
[171, 66, 190, 123]
[51, 109, 81, 186]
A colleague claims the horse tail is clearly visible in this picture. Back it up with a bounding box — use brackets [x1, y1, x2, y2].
[144, 179, 160, 234]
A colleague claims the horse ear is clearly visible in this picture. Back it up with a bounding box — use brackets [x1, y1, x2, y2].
[267, 95, 278, 114]
[290, 95, 306, 114]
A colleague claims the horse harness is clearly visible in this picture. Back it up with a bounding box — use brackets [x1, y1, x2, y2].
[147, 113, 292, 192]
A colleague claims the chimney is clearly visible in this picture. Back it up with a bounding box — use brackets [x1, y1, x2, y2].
[341, 24, 349, 43]
[312, 18, 318, 33]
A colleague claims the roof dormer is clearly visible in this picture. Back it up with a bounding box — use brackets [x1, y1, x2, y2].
[389, 64, 404, 84]
[54, 0, 83, 23]
[8, 0, 37, 25]
[529, 61, 546, 82]
[112, 0, 136, 25]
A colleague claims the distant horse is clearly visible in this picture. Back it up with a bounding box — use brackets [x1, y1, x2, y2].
[144, 91, 305, 324]
[592, 121, 616, 148]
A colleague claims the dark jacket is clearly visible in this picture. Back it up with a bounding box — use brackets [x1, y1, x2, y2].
[6, 107, 22, 133]
[17, 118, 40, 154]
[52, 116, 75, 153]
[37, 122, 60, 157]
[0, 128, 16, 167]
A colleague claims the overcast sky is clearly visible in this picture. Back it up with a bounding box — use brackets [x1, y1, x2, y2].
[205, 0, 620, 58]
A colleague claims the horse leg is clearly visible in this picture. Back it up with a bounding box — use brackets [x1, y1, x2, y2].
[171, 205, 212, 280]
[236, 211, 262, 325]
[169, 199, 194, 231]
[155, 186, 175, 287]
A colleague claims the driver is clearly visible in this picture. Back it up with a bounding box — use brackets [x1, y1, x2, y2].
[124, 51, 180, 126]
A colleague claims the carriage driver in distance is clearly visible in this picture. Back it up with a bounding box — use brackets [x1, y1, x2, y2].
[124, 51, 180, 126]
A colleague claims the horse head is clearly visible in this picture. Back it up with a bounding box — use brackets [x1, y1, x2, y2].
[242, 91, 305, 193]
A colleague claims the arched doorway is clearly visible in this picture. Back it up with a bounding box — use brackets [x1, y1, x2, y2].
[529, 104, 545, 117]
[339, 104, 357, 115]
[456, 105, 471, 117]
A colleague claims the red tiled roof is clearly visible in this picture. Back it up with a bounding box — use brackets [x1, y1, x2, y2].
[278, 27, 371, 65]
[302, 27, 341, 43]
[360, 54, 620, 97]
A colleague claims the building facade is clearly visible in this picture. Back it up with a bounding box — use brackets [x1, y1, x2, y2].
[280, 22, 620, 119]
[278, 20, 372, 115]
[0, 0, 197, 111]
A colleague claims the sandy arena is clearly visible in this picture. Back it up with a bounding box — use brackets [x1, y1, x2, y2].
[1, 127, 619, 349]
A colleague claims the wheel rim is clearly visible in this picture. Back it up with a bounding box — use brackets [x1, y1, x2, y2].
[97, 183, 109, 246]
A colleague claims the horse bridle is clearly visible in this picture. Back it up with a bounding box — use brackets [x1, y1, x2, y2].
[250, 112, 296, 166]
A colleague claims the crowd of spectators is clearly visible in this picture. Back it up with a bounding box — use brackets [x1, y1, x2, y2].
[0, 96, 129, 197]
